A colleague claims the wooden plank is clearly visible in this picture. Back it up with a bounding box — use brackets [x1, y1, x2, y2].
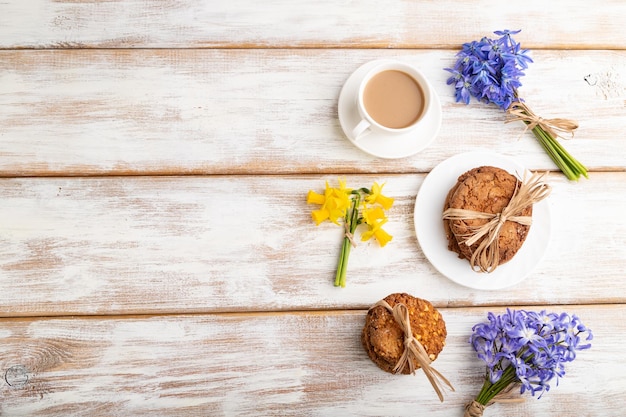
[0, 305, 622, 416]
[0, 49, 624, 177]
[0, 173, 624, 316]
[0, 0, 625, 49]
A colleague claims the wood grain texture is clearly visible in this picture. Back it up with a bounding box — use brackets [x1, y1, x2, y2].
[0, 0, 625, 49]
[0, 305, 622, 417]
[1, 1, 625, 415]
[0, 173, 624, 316]
[0, 49, 624, 177]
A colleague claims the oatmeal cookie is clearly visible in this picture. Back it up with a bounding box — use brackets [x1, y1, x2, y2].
[362, 293, 446, 374]
[443, 166, 532, 266]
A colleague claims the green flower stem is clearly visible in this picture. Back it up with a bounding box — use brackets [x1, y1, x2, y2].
[334, 236, 351, 288]
[475, 365, 518, 405]
[334, 194, 361, 288]
[530, 125, 588, 181]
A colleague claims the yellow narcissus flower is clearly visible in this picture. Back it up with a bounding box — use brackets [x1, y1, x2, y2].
[335, 178, 352, 196]
[327, 193, 352, 225]
[307, 189, 329, 225]
[311, 208, 330, 225]
[307, 181, 352, 225]
[306, 179, 394, 287]
[306, 190, 325, 205]
[361, 206, 393, 247]
[365, 182, 394, 210]
[363, 222, 393, 247]
[361, 206, 386, 224]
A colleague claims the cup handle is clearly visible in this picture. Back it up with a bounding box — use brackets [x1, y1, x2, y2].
[351, 119, 371, 141]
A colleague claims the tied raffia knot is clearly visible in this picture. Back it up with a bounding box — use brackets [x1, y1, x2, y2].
[442, 171, 551, 273]
[344, 222, 357, 248]
[506, 101, 578, 140]
[464, 400, 486, 417]
[464, 383, 524, 416]
[373, 300, 455, 402]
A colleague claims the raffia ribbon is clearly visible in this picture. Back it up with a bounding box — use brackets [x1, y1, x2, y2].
[464, 400, 486, 417]
[442, 171, 551, 273]
[373, 300, 455, 402]
[506, 101, 578, 140]
[344, 222, 357, 248]
[463, 383, 524, 417]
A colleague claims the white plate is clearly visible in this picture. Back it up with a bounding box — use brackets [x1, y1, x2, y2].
[338, 59, 442, 159]
[414, 151, 551, 290]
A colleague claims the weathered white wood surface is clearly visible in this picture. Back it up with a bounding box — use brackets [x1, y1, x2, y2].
[0, 0, 624, 49]
[1, 0, 625, 415]
[0, 173, 625, 317]
[0, 305, 622, 417]
[0, 49, 624, 176]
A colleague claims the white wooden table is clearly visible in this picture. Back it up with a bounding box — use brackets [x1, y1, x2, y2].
[1, 1, 625, 416]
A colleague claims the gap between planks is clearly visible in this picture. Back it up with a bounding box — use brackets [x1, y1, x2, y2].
[1, 302, 623, 322]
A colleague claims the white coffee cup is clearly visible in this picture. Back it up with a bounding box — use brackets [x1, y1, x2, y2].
[351, 61, 433, 141]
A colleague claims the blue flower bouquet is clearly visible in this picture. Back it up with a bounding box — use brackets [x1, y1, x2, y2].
[446, 30, 588, 181]
[464, 309, 593, 416]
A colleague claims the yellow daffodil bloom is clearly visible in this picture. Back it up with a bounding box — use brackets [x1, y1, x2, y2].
[307, 180, 352, 225]
[335, 178, 352, 196]
[327, 186, 351, 224]
[307, 190, 326, 205]
[361, 206, 386, 224]
[326, 195, 349, 225]
[311, 208, 330, 225]
[361, 217, 393, 247]
[361, 206, 393, 246]
[365, 182, 394, 210]
[308, 188, 331, 225]
[374, 227, 393, 247]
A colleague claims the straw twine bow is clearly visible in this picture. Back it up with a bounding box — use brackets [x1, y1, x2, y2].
[373, 300, 455, 402]
[463, 384, 524, 417]
[506, 101, 578, 140]
[442, 171, 551, 273]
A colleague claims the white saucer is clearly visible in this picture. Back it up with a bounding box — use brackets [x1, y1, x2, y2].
[414, 151, 552, 290]
[338, 59, 442, 159]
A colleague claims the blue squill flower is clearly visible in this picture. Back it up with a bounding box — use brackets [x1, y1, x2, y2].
[444, 30, 588, 181]
[465, 309, 592, 416]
